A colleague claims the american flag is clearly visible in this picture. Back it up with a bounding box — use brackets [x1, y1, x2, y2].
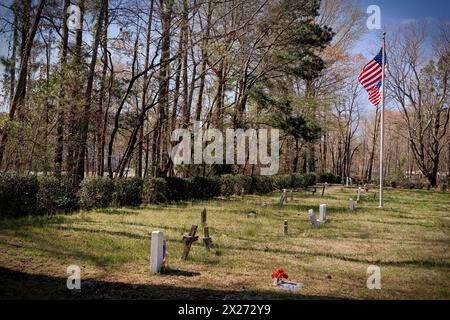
[358, 49, 386, 106]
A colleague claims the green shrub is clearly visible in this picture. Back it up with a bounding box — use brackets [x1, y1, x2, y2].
[189, 176, 221, 199]
[220, 174, 252, 197]
[58, 176, 81, 212]
[80, 177, 114, 209]
[142, 178, 167, 204]
[37, 176, 60, 214]
[291, 174, 304, 189]
[0, 174, 38, 217]
[113, 178, 143, 207]
[164, 177, 190, 202]
[318, 172, 336, 184]
[272, 174, 292, 190]
[404, 181, 425, 190]
[334, 175, 342, 184]
[302, 173, 317, 187]
[252, 176, 273, 194]
[36, 176, 79, 214]
[388, 169, 405, 189]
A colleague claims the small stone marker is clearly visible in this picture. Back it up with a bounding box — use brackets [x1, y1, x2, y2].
[279, 189, 288, 207]
[346, 177, 349, 187]
[349, 198, 355, 212]
[202, 227, 213, 251]
[150, 230, 165, 273]
[319, 204, 327, 222]
[283, 220, 288, 235]
[357, 187, 362, 202]
[277, 281, 304, 292]
[181, 225, 199, 260]
[290, 189, 294, 201]
[308, 209, 321, 228]
[201, 208, 207, 227]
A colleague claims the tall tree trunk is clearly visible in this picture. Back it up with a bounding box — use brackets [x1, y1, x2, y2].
[96, 2, 110, 176]
[195, 0, 212, 121]
[76, 0, 107, 182]
[366, 109, 380, 181]
[143, 0, 155, 178]
[0, 0, 46, 169]
[8, 8, 18, 107]
[181, 0, 190, 128]
[152, 0, 173, 177]
[66, 0, 85, 177]
[54, 0, 70, 178]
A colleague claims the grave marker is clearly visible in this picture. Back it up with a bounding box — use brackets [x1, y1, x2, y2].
[357, 187, 362, 202]
[279, 189, 288, 207]
[203, 227, 213, 251]
[319, 204, 327, 222]
[349, 198, 355, 212]
[201, 208, 207, 227]
[181, 225, 199, 260]
[284, 220, 288, 235]
[321, 183, 327, 197]
[150, 230, 165, 273]
[308, 209, 321, 228]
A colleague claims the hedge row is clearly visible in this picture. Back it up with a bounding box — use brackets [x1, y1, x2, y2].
[0, 173, 319, 217]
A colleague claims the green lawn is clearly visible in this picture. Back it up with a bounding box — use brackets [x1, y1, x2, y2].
[0, 186, 449, 299]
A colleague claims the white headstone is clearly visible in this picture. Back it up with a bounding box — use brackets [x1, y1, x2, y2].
[319, 204, 327, 222]
[357, 187, 361, 202]
[279, 189, 288, 206]
[346, 177, 349, 186]
[150, 230, 165, 273]
[349, 198, 354, 212]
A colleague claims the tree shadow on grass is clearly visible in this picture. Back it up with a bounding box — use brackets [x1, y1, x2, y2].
[0, 267, 342, 300]
[94, 208, 141, 215]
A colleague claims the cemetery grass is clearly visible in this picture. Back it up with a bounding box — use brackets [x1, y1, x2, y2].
[0, 187, 449, 300]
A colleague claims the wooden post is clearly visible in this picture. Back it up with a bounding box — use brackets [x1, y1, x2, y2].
[201, 208, 207, 227]
[284, 220, 288, 235]
[203, 227, 213, 251]
[181, 225, 199, 260]
[321, 183, 326, 197]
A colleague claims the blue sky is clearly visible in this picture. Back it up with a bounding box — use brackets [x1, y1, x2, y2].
[0, 0, 449, 110]
[355, 0, 450, 56]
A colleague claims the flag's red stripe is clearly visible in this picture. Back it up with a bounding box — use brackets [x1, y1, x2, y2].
[360, 68, 382, 85]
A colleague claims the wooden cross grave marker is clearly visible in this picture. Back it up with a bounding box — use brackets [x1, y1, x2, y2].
[181, 225, 199, 260]
[201, 208, 207, 227]
[203, 227, 213, 251]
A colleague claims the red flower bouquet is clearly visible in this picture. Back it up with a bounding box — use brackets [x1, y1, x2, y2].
[271, 268, 288, 285]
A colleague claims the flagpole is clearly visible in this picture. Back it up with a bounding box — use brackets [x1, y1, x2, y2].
[379, 32, 386, 209]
